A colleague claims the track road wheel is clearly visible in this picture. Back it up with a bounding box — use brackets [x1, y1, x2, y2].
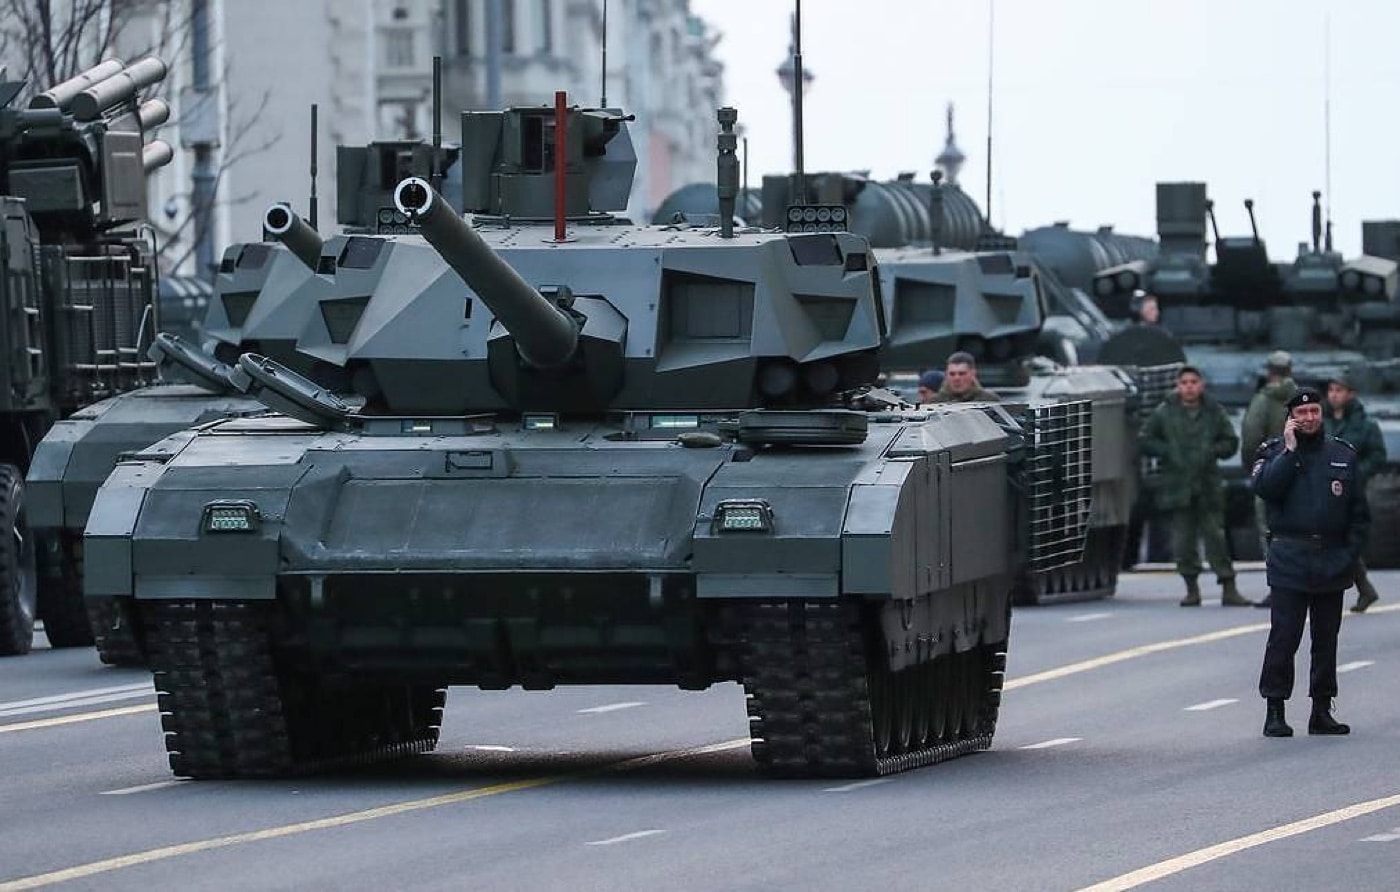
[0, 465, 38, 656]
[88, 596, 145, 667]
[35, 530, 93, 648]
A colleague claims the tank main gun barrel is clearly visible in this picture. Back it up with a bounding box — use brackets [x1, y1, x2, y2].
[263, 203, 323, 270]
[394, 176, 578, 368]
[70, 57, 167, 121]
[28, 59, 125, 111]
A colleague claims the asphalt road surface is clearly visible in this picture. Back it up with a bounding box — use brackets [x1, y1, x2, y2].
[3, 568, 1398, 891]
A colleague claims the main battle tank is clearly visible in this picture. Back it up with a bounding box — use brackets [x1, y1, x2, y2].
[1095, 183, 1400, 564]
[0, 58, 174, 655]
[88, 101, 1092, 779]
[27, 134, 460, 662]
[874, 242, 1135, 604]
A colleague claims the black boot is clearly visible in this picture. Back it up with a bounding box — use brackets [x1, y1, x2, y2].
[1263, 698, 1292, 737]
[1308, 698, 1351, 735]
[1179, 575, 1201, 607]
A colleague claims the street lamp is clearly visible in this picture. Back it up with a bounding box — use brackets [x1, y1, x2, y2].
[775, 6, 812, 187]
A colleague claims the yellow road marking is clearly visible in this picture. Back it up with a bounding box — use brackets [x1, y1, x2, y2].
[0, 704, 155, 734]
[1077, 792, 1400, 891]
[0, 739, 750, 891]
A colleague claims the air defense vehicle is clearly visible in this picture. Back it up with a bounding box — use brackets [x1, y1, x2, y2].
[87, 101, 1094, 779]
[27, 135, 460, 663]
[0, 58, 174, 655]
[1094, 183, 1400, 563]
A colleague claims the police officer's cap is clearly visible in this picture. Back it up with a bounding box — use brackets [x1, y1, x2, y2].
[1286, 387, 1322, 411]
[1265, 350, 1292, 373]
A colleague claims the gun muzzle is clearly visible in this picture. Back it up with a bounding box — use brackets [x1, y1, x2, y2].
[263, 203, 323, 271]
[28, 59, 125, 111]
[142, 139, 174, 172]
[71, 57, 168, 122]
[136, 98, 170, 130]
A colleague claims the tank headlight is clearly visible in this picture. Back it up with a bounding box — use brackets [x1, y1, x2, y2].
[713, 499, 774, 533]
[203, 500, 261, 533]
[1340, 269, 1362, 292]
[1363, 275, 1383, 296]
[1093, 276, 1116, 296]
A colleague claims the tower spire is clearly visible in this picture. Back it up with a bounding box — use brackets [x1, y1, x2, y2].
[934, 102, 966, 185]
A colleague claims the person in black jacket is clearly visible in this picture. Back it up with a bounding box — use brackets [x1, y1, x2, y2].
[1251, 388, 1370, 738]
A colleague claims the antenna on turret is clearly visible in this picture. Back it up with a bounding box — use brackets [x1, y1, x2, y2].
[1311, 190, 1323, 253]
[1205, 199, 1221, 246]
[1244, 198, 1260, 244]
[985, 0, 996, 225]
[1323, 9, 1334, 255]
[600, 0, 608, 106]
[553, 90, 569, 243]
[309, 103, 318, 230]
[792, 0, 807, 206]
[717, 108, 739, 239]
[430, 56, 443, 195]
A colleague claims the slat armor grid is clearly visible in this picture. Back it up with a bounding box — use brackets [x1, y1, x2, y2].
[1023, 400, 1093, 571]
[1130, 361, 1183, 484]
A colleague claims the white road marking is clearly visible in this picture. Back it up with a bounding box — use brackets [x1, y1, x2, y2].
[0, 684, 151, 718]
[1067, 612, 1112, 623]
[585, 830, 666, 846]
[823, 778, 893, 793]
[464, 745, 516, 752]
[1360, 833, 1400, 842]
[1020, 737, 1082, 750]
[1077, 791, 1400, 891]
[100, 780, 187, 796]
[1184, 699, 1238, 712]
[577, 701, 644, 714]
[1337, 660, 1375, 674]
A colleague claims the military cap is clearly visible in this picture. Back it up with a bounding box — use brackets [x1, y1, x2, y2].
[1327, 371, 1356, 391]
[1265, 350, 1293, 372]
[919, 370, 944, 391]
[1286, 387, 1322, 411]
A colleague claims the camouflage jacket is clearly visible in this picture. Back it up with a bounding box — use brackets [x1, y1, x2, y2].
[1240, 377, 1296, 469]
[928, 382, 999, 403]
[1323, 399, 1386, 482]
[1139, 393, 1238, 511]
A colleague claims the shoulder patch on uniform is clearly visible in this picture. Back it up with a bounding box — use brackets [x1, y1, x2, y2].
[1255, 437, 1282, 460]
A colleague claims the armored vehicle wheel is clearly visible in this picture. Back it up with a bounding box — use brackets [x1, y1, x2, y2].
[143, 600, 445, 778]
[0, 465, 38, 656]
[738, 599, 1007, 778]
[1364, 471, 1400, 569]
[87, 597, 145, 667]
[35, 531, 93, 648]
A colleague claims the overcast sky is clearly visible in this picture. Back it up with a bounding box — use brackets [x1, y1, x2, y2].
[687, 0, 1399, 257]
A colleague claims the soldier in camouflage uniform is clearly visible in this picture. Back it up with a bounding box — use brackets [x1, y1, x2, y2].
[927, 351, 999, 403]
[1140, 366, 1253, 606]
[1325, 374, 1386, 613]
[1241, 351, 1297, 609]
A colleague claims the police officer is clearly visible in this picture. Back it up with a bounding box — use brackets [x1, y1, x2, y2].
[1252, 388, 1370, 738]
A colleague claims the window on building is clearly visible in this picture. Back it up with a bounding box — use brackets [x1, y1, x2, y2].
[454, 0, 471, 56]
[538, 0, 553, 52]
[502, 0, 516, 53]
[384, 28, 415, 68]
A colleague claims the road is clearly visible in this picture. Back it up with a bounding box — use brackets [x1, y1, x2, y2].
[3, 568, 1398, 891]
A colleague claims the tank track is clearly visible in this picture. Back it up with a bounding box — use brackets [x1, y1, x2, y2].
[36, 532, 94, 649]
[1014, 524, 1125, 606]
[87, 597, 145, 667]
[142, 600, 444, 778]
[735, 600, 1006, 778]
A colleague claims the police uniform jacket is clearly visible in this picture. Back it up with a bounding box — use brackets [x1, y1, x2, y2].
[1251, 433, 1370, 592]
